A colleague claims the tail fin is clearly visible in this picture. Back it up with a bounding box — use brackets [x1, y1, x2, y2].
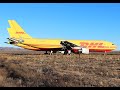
[7, 20, 32, 39]
[7, 28, 20, 38]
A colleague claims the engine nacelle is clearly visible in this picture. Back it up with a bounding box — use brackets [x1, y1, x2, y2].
[72, 47, 89, 54]
[81, 48, 89, 54]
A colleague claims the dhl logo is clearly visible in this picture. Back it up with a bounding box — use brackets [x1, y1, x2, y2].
[80, 42, 106, 48]
[16, 32, 25, 34]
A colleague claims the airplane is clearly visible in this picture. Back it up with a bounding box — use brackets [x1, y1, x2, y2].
[5, 20, 117, 55]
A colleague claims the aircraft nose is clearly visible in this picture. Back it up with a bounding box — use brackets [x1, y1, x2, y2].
[115, 45, 117, 48]
[113, 45, 117, 49]
[110, 44, 117, 49]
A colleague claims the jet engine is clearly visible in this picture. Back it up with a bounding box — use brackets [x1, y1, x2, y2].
[72, 47, 89, 54]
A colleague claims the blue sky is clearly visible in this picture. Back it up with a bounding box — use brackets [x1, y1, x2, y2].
[0, 3, 120, 50]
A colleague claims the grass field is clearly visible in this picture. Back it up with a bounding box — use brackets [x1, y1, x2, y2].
[0, 49, 120, 87]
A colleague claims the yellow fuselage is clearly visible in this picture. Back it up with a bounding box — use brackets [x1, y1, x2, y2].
[15, 38, 116, 52]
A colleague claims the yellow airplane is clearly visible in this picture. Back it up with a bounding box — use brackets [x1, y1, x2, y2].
[6, 20, 117, 54]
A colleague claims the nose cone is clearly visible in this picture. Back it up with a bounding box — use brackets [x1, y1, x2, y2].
[107, 41, 117, 50]
[112, 45, 117, 50]
[114, 45, 117, 49]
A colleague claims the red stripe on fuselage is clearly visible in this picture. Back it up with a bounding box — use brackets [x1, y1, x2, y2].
[89, 49, 112, 52]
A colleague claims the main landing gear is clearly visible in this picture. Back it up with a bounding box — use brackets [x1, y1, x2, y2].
[44, 50, 55, 55]
[44, 51, 48, 54]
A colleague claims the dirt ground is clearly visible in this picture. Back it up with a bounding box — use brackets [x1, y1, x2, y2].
[0, 49, 120, 87]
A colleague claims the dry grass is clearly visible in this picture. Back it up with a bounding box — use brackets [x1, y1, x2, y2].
[0, 50, 120, 87]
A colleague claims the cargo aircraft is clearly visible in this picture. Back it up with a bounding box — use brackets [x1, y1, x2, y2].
[5, 20, 117, 55]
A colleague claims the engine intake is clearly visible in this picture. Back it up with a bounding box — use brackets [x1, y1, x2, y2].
[81, 47, 89, 54]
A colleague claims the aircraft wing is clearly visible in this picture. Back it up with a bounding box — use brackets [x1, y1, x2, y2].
[60, 40, 81, 49]
[60, 40, 89, 54]
[60, 41, 78, 47]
